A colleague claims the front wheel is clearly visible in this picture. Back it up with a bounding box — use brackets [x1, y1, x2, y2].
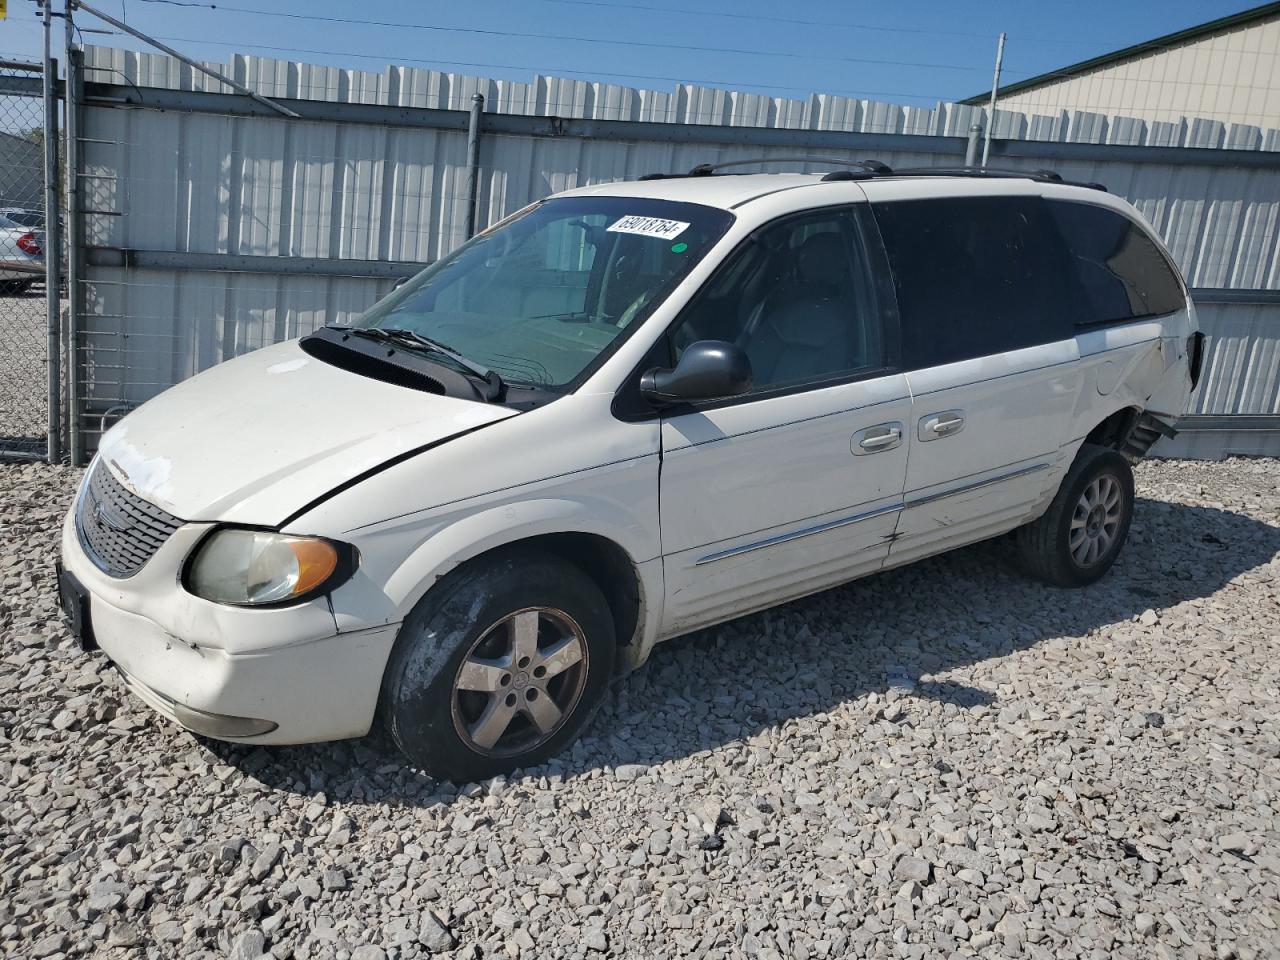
[1014, 443, 1135, 587]
[380, 549, 615, 781]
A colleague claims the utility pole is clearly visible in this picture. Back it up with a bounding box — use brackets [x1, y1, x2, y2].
[42, 0, 61, 461]
[64, 0, 82, 464]
[981, 32, 1006, 168]
[964, 122, 982, 167]
[465, 94, 484, 239]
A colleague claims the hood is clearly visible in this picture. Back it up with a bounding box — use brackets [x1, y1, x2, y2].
[96, 340, 518, 525]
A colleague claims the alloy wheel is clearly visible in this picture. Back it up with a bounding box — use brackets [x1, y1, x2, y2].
[450, 607, 589, 757]
[1069, 473, 1124, 567]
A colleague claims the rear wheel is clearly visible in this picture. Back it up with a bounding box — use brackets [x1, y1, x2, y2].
[1014, 443, 1135, 587]
[381, 549, 615, 780]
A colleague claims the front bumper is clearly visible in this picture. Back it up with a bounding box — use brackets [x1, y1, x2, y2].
[60, 508, 400, 744]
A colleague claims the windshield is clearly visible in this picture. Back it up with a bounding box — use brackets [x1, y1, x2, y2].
[355, 196, 733, 389]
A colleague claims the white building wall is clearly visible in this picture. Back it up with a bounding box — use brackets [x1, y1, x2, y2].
[994, 15, 1280, 130]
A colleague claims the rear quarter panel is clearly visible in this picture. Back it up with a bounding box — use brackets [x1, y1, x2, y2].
[1068, 312, 1196, 450]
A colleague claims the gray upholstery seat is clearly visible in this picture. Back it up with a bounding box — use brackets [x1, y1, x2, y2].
[739, 233, 855, 387]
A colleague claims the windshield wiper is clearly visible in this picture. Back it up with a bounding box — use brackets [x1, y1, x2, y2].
[336, 326, 505, 400]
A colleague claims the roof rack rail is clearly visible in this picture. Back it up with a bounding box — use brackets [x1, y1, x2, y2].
[637, 160, 1106, 193]
[882, 166, 1108, 192]
[639, 157, 891, 181]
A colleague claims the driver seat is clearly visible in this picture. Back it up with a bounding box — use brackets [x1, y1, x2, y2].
[738, 233, 856, 387]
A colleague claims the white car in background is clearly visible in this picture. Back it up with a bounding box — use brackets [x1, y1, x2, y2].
[0, 207, 45, 294]
[58, 163, 1201, 780]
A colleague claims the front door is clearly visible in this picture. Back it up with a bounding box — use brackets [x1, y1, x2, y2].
[655, 206, 910, 636]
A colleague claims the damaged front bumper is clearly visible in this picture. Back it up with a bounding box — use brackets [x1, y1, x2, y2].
[59, 509, 400, 744]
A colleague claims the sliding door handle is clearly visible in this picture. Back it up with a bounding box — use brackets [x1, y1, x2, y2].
[919, 410, 965, 441]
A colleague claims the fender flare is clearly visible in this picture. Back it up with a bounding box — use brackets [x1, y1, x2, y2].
[379, 497, 660, 630]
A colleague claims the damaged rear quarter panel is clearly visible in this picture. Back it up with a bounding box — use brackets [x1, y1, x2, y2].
[1069, 315, 1195, 448]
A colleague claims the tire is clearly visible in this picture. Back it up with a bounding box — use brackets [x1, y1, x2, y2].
[1014, 443, 1135, 588]
[380, 548, 615, 780]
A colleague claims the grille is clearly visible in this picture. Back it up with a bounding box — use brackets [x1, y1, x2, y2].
[76, 461, 185, 578]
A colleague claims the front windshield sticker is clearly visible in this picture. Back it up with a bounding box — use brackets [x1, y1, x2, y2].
[607, 215, 690, 241]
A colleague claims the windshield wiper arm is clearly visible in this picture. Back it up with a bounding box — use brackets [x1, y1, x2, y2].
[338, 326, 505, 400]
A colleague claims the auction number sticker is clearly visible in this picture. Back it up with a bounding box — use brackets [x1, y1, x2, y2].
[607, 215, 690, 241]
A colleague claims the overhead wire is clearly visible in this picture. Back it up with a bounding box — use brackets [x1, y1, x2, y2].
[106, 27, 1276, 110]
[538, 0, 1134, 46]
[136, 35, 954, 103]
[93, 0, 1280, 126]
[135, 0, 1135, 48]
[128, 0, 1184, 85]
[129, 0, 991, 73]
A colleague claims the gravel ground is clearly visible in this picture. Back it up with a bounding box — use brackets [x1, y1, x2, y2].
[2, 457, 1278, 960]
[0, 284, 54, 450]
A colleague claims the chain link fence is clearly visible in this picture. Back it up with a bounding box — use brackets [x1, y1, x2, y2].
[0, 60, 52, 460]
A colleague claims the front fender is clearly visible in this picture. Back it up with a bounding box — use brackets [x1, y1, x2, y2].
[386, 496, 653, 611]
[325, 490, 661, 638]
[290, 394, 663, 659]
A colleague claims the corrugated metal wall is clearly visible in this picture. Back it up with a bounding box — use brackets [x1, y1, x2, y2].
[81, 45, 1280, 145]
[70, 46, 1280, 459]
[79, 105, 467, 404]
[1192, 302, 1280, 415]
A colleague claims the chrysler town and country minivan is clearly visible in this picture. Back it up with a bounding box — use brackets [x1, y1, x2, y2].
[58, 164, 1202, 780]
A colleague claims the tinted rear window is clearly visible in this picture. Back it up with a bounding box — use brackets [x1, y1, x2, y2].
[1048, 200, 1185, 325]
[871, 196, 1072, 368]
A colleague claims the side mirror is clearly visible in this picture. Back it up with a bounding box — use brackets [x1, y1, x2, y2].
[391, 276, 410, 291]
[640, 340, 753, 406]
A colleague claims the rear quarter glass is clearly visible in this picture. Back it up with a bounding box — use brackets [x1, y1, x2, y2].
[1047, 200, 1186, 326]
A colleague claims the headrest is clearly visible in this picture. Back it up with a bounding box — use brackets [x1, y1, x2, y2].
[797, 233, 847, 283]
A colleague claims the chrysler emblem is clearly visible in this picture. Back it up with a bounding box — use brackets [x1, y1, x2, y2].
[92, 497, 133, 534]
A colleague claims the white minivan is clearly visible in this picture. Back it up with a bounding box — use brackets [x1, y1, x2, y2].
[58, 164, 1202, 780]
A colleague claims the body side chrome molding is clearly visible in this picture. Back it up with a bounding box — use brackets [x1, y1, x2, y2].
[692, 461, 1053, 566]
[904, 462, 1051, 510]
[694, 502, 903, 566]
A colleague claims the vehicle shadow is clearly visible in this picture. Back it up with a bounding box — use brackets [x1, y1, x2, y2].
[208, 495, 1279, 803]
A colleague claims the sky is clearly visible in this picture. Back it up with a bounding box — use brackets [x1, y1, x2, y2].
[0, 0, 1263, 108]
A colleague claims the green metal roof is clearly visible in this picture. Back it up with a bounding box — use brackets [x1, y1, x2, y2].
[960, 1, 1280, 104]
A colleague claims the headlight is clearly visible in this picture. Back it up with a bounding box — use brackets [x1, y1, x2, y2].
[186, 529, 353, 606]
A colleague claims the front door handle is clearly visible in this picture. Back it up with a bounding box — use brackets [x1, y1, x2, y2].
[919, 410, 965, 441]
[852, 422, 904, 455]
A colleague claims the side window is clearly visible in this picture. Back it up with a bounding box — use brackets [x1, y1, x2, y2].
[670, 209, 885, 392]
[871, 196, 1073, 368]
[1048, 201, 1186, 325]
